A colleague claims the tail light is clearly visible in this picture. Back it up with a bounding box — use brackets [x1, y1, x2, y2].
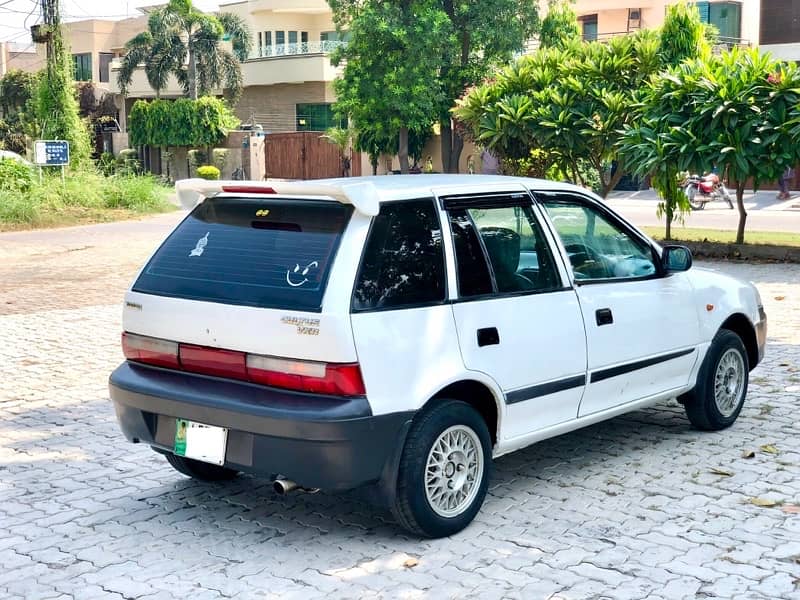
[122, 333, 179, 369]
[247, 355, 366, 397]
[121, 332, 365, 397]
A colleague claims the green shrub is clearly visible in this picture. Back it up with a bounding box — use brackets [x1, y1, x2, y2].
[97, 152, 115, 176]
[196, 165, 220, 180]
[116, 149, 140, 175]
[0, 166, 173, 229]
[0, 158, 34, 192]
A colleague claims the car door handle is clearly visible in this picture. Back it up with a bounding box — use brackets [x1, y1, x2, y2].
[596, 308, 614, 326]
[477, 327, 500, 347]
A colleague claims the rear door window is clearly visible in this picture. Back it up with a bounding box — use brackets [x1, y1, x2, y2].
[352, 199, 445, 311]
[132, 197, 351, 311]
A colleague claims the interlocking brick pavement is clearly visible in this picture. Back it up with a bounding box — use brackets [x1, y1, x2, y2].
[1, 217, 799, 599]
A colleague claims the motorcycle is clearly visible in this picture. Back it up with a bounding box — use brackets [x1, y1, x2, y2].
[683, 173, 734, 210]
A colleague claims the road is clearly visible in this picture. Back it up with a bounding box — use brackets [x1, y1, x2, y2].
[605, 190, 800, 233]
[1, 215, 799, 599]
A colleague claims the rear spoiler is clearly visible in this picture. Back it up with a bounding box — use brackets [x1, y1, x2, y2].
[175, 179, 380, 216]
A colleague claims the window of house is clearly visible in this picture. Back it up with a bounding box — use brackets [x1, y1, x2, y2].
[693, 2, 742, 41]
[99, 53, 113, 83]
[352, 200, 445, 311]
[73, 53, 92, 82]
[275, 30, 285, 55]
[579, 14, 598, 42]
[296, 103, 346, 131]
[258, 31, 263, 56]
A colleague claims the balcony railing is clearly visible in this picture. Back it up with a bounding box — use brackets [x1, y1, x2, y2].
[587, 31, 749, 48]
[248, 41, 346, 60]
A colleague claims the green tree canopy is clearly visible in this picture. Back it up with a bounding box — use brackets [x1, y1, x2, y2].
[129, 97, 238, 148]
[618, 1, 710, 238]
[331, 0, 540, 173]
[0, 70, 37, 116]
[117, 0, 251, 101]
[539, 0, 580, 49]
[454, 30, 661, 196]
[331, 0, 448, 173]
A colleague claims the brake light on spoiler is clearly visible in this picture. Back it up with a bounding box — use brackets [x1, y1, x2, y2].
[121, 332, 366, 397]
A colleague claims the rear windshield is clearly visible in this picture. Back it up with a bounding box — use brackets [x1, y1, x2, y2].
[133, 197, 351, 311]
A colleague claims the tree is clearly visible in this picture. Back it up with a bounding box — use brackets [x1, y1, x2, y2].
[321, 126, 353, 177]
[685, 49, 800, 243]
[0, 70, 37, 117]
[454, 31, 661, 196]
[539, 0, 580, 49]
[331, 0, 539, 173]
[128, 97, 238, 148]
[117, 0, 251, 101]
[0, 70, 38, 154]
[331, 0, 448, 174]
[34, 16, 92, 164]
[619, 1, 709, 239]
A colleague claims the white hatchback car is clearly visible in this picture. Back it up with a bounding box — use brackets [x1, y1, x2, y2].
[109, 175, 766, 537]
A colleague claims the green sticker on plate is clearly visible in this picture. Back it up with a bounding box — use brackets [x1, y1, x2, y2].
[175, 419, 188, 456]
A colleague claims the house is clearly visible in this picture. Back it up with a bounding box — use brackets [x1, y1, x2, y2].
[0, 42, 39, 77]
[760, 0, 800, 62]
[568, 0, 759, 48]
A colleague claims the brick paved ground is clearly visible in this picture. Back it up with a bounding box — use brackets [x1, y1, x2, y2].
[1, 216, 799, 600]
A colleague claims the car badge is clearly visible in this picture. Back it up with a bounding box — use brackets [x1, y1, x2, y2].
[189, 232, 210, 257]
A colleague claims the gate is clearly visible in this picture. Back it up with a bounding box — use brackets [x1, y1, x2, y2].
[264, 131, 361, 180]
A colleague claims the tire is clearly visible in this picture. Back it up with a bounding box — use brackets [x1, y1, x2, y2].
[391, 400, 492, 538]
[721, 187, 734, 209]
[685, 185, 704, 210]
[164, 452, 239, 481]
[680, 329, 749, 431]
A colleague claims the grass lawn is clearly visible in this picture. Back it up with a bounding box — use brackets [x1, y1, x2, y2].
[0, 169, 176, 231]
[641, 226, 800, 248]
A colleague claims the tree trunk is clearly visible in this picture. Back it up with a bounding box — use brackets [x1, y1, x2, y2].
[736, 182, 747, 244]
[440, 119, 465, 174]
[398, 127, 410, 174]
[602, 166, 625, 198]
[665, 203, 673, 240]
[188, 45, 198, 100]
[441, 121, 452, 174]
[371, 158, 378, 176]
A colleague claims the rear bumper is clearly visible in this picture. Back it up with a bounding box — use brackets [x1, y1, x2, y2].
[109, 362, 413, 491]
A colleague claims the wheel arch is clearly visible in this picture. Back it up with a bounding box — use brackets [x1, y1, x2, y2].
[423, 379, 503, 447]
[719, 313, 758, 370]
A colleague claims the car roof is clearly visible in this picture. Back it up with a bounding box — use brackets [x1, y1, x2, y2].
[175, 175, 594, 215]
[311, 174, 590, 202]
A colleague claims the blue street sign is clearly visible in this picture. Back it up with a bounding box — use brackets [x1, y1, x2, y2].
[34, 140, 70, 166]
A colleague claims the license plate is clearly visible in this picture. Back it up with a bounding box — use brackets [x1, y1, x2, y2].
[174, 419, 228, 466]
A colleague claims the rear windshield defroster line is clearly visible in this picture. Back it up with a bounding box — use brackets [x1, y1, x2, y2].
[132, 197, 352, 311]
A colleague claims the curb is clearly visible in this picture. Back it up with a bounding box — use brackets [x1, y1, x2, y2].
[663, 239, 800, 264]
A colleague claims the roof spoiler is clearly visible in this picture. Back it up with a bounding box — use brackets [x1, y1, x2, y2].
[175, 179, 380, 216]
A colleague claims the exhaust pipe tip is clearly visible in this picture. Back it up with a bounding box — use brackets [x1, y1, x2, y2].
[273, 479, 299, 495]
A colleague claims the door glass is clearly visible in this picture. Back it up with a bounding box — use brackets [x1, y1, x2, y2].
[542, 198, 656, 281]
[451, 205, 559, 295]
[353, 199, 445, 311]
[449, 211, 493, 297]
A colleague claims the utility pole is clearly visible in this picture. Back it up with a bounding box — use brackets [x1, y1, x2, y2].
[39, 0, 60, 72]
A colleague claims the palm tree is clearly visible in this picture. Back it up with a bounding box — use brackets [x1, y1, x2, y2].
[117, 0, 251, 101]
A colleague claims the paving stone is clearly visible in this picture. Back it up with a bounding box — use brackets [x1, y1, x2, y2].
[2, 221, 800, 597]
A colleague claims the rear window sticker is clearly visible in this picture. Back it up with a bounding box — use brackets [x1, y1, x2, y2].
[286, 261, 319, 287]
[189, 232, 210, 257]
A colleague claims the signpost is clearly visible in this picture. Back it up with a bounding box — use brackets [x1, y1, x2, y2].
[33, 140, 70, 183]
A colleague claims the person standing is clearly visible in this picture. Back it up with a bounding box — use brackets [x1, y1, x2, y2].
[778, 167, 795, 200]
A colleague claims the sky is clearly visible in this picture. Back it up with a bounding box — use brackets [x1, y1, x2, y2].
[0, 0, 222, 47]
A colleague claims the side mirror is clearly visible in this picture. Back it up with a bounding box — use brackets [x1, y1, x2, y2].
[662, 245, 692, 273]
